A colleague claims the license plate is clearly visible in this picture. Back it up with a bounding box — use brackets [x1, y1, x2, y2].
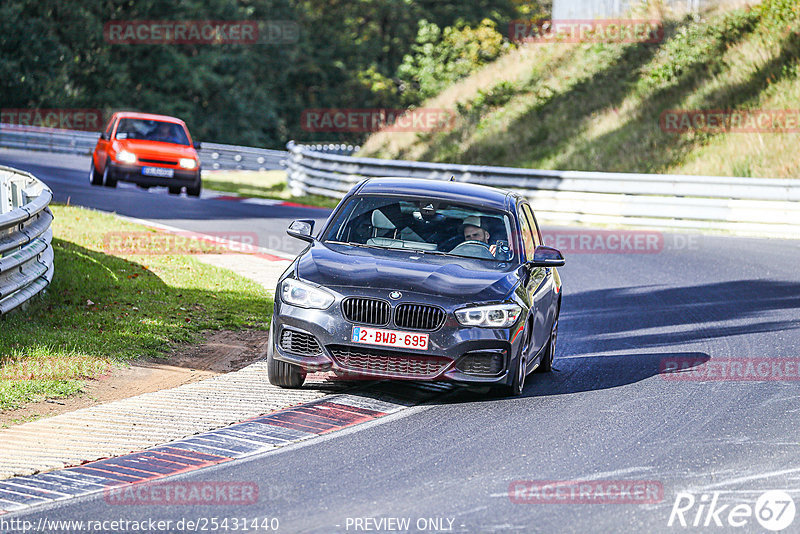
[351, 326, 428, 351]
[142, 166, 174, 178]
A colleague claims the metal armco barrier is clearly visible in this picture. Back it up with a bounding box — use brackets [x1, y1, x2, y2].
[286, 141, 800, 236]
[0, 124, 99, 155]
[198, 141, 286, 171]
[0, 124, 287, 171]
[0, 166, 54, 315]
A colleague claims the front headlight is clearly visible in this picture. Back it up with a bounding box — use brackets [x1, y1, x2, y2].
[117, 150, 136, 164]
[280, 278, 334, 309]
[455, 303, 522, 328]
[179, 158, 197, 170]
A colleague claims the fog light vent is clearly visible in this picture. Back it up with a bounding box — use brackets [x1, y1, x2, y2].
[280, 329, 322, 356]
[455, 350, 505, 376]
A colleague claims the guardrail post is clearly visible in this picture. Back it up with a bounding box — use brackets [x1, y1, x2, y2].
[10, 179, 24, 209]
[0, 176, 9, 215]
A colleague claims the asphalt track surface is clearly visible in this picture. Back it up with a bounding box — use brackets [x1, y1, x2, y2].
[2, 148, 800, 533]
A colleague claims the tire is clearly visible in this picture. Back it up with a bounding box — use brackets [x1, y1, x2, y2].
[495, 325, 530, 396]
[537, 306, 559, 373]
[168, 186, 182, 195]
[102, 164, 117, 188]
[186, 180, 201, 197]
[89, 161, 102, 186]
[267, 321, 306, 388]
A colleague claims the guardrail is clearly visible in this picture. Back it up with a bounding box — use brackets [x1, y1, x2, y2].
[0, 124, 289, 171]
[0, 124, 363, 174]
[0, 124, 99, 155]
[0, 166, 54, 315]
[286, 141, 800, 236]
[198, 142, 286, 171]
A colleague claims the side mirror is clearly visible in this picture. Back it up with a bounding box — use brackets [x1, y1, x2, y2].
[530, 245, 565, 267]
[101, 132, 109, 141]
[287, 219, 315, 242]
[194, 141, 202, 150]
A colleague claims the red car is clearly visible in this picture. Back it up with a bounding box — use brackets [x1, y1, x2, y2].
[90, 112, 202, 196]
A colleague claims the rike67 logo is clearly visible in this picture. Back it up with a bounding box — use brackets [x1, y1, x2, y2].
[668, 490, 795, 531]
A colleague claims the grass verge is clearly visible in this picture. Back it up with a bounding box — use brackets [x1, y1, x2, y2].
[203, 170, 340, 209]
[0, 205, 272, 411]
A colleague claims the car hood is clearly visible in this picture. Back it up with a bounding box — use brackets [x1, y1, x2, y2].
[296, 242, 520, 302]
[115, 139, 197, 159]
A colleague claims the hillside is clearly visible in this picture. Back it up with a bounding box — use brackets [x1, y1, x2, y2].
[360, 0, 800, 178]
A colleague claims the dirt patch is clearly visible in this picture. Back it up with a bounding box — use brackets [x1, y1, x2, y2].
[0, 330, 268, 427]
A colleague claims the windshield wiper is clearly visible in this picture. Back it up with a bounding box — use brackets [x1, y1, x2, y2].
[326, 240, 391, 251]
[403, 248, 454, 257]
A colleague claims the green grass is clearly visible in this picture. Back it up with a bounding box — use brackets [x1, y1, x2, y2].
[0, 205, 272, 411]
[204, 170, 340, 209]
[360, 0, 800, 179]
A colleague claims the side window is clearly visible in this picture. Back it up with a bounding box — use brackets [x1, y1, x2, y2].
[103, 117, 115, 140]
[518, 204, 536, 261]
[522, 204, 542, 247]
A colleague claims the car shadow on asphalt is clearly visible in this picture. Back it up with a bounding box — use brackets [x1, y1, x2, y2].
[559, 280, 800, 352]
[432, 351, 711, 403]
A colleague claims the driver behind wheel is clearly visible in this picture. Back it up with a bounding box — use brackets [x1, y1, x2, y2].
[461, 216, 498, 255]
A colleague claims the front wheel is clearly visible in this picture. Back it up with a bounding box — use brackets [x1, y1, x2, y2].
[102, 164, 117, 188]
[186, 180, 201, 197]
[267, 321, 306, 388]
[537, 308, 559, 373]
[495, 326, 530, 396]
[89, 161, 102, 186]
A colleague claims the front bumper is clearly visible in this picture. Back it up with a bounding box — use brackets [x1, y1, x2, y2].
[108, 162, 200, 187]
[272, 288, 524, 385]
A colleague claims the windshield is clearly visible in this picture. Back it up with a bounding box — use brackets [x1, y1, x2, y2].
[114, 118, 189, 145]
[322, 196, 516, 262]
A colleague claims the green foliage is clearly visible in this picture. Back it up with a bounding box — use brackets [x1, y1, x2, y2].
[0, 0, 535, 146]
[457, 81, 518, 124]
[364, 0, 800, 179]
[636, 8, 761, 96]
[397, 19, 509, 103]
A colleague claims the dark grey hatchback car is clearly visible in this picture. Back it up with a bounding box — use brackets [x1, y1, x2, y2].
[268, 178, 564, 395]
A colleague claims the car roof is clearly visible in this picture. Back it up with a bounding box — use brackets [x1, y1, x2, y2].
[356, 177, 514, 211]
[114, 111, 186, 125]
